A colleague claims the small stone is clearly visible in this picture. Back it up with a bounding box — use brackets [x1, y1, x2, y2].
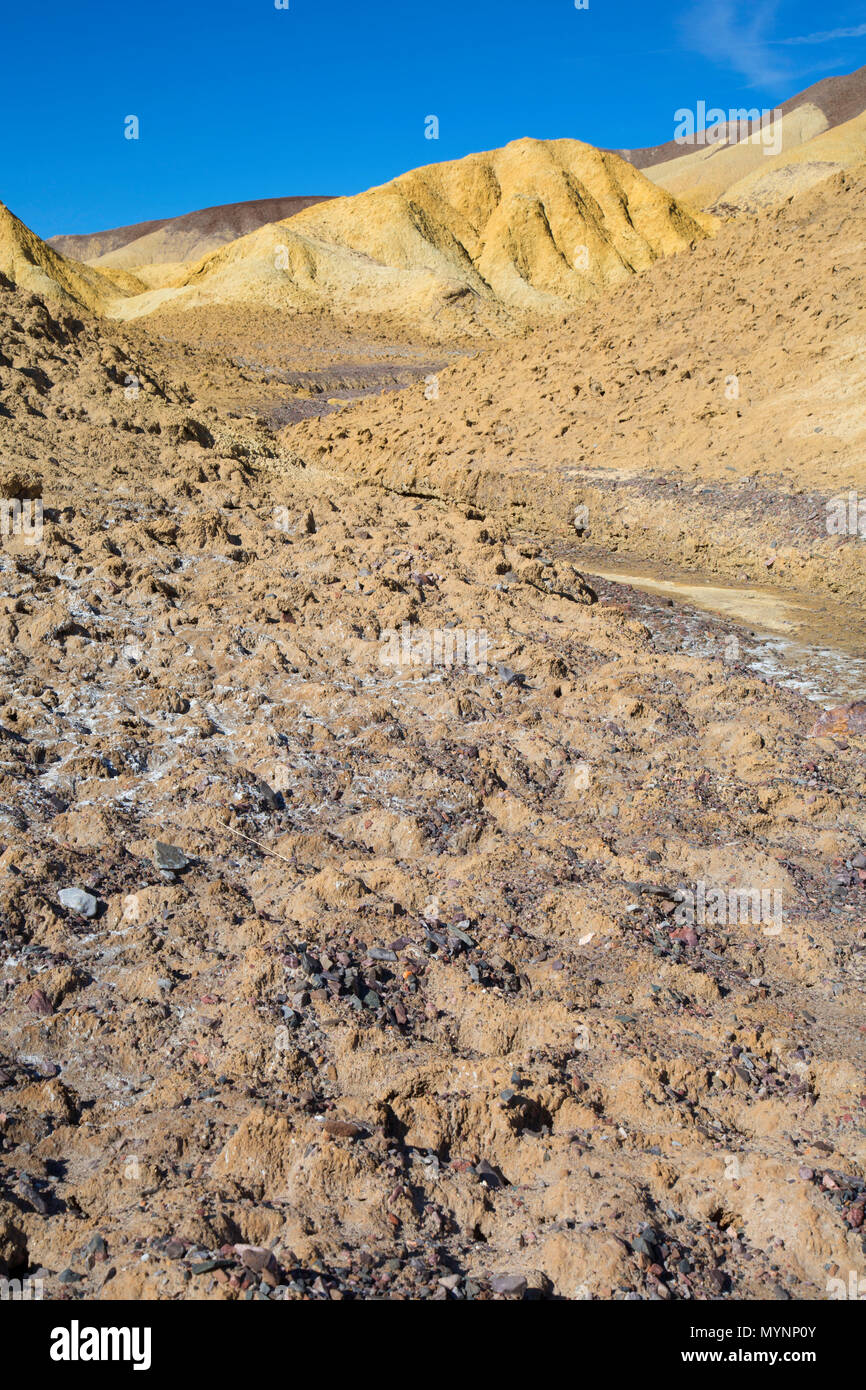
[323, 1119, 366, 1140]
[798, 1166, 814, 1181]
[27, 989, 53, 1016]
[476, 1159, 502, 1188]
[490, 1273, 527, 1296]
[58, 887, 98, 918]
[808, 702, 866, 739]
[235, 1244, 278, 1274]
[17, 1173, 49, 1213]
[154, 842, 190, 872]
[84, 1234, 107, 1259]
[449, 923, 476, 947]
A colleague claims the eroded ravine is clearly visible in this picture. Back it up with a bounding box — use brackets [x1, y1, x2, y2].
[571, 555, 866, 708]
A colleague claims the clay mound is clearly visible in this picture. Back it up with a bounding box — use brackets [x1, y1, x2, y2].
[49, 196, 335, 269]
[112, 138, 712, 332]
[0, 274, 183, 426]
[619, 63, 866, 210]
[0, 201, 130, 313]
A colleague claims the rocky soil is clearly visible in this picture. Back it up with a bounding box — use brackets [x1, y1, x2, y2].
[1, 271, 865, 1303]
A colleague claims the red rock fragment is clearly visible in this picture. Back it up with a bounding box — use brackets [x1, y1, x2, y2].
[808, 702, 866, 738]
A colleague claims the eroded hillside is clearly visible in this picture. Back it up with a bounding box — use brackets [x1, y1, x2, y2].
[0, 272, 865, 1301]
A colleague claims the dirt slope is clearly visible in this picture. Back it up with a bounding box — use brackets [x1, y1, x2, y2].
[716, 109, 866, 212]
[48, 216, 173, 263]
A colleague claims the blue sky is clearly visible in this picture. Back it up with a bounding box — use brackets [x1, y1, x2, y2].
[4, 0, 866, 238]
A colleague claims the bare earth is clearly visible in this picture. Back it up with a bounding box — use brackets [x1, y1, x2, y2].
[1, 157, 866, 1303]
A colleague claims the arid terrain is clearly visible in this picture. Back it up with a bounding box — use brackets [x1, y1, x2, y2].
[620, 62, 866, 213]
[1, 66, 866, 1303]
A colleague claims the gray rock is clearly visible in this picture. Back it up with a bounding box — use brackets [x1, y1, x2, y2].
[496, 664, 527, 688]
[154, 841, 190, 872]
[449, 922, 476, 947]
[476, 1159, 502, 1188]
[490, 1273, 527, 1296]
[58, 887, 98, 918]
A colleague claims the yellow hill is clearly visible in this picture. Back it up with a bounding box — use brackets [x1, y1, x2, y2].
[644, 104, 829, 210]
[644, 107, 866, 214]
[289, 138, 713, 307]
[0, 201, 133, 312]
[717, 110, 866, 212]
[111, 138, 713, 332]
[628, 62, 866, 211]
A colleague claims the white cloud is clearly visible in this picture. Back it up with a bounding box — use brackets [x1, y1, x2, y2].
[778, 23, 866, 46]
[678, 1, 790, 87]
[678, 3, 866, 86]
